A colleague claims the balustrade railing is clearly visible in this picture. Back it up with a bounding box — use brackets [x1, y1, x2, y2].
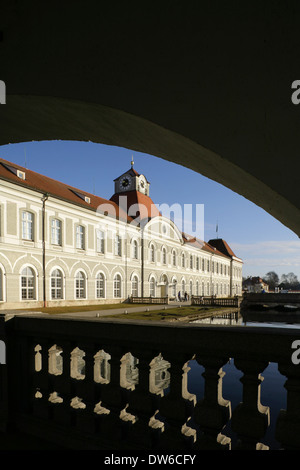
[2, 314, 300, 450]
[191, 296, 242, 307]
[130, 296, 168, 304]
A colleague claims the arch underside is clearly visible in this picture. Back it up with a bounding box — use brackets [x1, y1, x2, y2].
[0, 95, 299, 237]
[1, 2, 300, 236]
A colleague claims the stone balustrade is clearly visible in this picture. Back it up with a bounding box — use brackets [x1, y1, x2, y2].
[2, 314, 300, 450]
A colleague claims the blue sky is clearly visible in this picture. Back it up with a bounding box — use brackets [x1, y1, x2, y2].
[0, 139, 299, 281]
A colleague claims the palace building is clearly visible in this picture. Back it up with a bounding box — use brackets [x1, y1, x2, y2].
[0, 157, 242, 309]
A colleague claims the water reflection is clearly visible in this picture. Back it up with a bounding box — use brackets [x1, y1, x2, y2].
[192, 311, 300, 329]
[188, 311, 291, 449]
[187, 358, 287, 450]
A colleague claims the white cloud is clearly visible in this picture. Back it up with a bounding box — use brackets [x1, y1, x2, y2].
[231, 240, 300, 257]
[231, 240, 300, 277]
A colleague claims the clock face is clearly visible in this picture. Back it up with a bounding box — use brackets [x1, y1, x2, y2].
[139, 177, 146, 192]
[119, 175, 131, 189]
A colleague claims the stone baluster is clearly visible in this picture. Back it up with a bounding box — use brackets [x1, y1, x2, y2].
[95, 345, 126, 445]
[48, 341, 72, 427]
[125, 349, 160, 449]
[158, 352, 195, 450]
[194, 356, 231, 450]
[71, 343, 97, 433]
[32, 339, 52, 420]
[275, 362, 300, 450]
[231, 359, 270, 449]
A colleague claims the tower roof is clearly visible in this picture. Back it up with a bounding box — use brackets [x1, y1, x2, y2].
[110, 189, 161, 220]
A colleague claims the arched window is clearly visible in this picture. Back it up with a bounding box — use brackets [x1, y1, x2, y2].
[114, 274, 122, 298]
[172, 279, 177, 297]
[132, 240, 138, 259]
[196, 280, 199, 296]
[21, 267, 35, 299]
[150, 277, 156, 297]
[182, 253, 185, 268]
[190, 255, 193, 269]
[172, 250, 176, 266]
[96, 272, 105, 298]
[181, 279, 186, 294]
[189, 280, 193, 296]
[51, 269, 63, 299]
[131, 275, 138, 296]
[75, 271, 86, 299]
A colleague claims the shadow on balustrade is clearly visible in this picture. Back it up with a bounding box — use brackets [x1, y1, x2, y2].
[28, 343, 290, 450]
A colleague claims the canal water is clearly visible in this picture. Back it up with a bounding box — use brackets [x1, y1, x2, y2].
[186, 313, 299, 449]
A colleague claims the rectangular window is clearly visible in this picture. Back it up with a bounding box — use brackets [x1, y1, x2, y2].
[115, 235, 121, 256]
[76, 225, 85, 249]
[22, 211, 33, 240]
[51, 219, 62, 245]
[96, 229, 105, 253]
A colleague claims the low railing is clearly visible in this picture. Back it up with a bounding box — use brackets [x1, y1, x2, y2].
[241, 292, 300, 309]
[191, 296, 242, 307]
[3, 314, 300, 450]
[130, 296, 168, 304]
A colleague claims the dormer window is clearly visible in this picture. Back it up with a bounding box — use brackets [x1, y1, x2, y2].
[1, 162, 26, 179]
[17, 170, 25, 180]
[70, 189, 91, 204]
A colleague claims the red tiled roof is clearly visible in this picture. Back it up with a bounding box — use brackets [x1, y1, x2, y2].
[182, 233, 230, 258]
[0, 158, 132, 222]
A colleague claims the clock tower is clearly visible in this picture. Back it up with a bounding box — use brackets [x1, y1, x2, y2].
[110, 157, 161, 221]
[113, 156, 150, 196]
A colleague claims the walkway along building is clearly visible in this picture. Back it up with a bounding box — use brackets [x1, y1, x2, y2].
[0, 157, 242, 309]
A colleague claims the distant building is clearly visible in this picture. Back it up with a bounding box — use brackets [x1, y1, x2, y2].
[243, 276, 269, 293]
[0, 157, 243, 309]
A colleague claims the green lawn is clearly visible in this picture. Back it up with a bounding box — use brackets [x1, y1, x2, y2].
[101, 306, 235, 321]
[9, 303, 146, 314]
[10, 303, 237, 322]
